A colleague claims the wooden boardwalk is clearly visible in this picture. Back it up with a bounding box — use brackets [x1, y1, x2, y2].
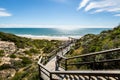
[40, 42, 74, 80]
[38, 39, 120, 80]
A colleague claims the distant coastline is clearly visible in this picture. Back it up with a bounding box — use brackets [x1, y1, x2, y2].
[0, 28, 111, 40]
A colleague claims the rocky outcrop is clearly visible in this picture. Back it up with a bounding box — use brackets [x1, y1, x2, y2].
[0, 41, 16, 54]
[0, 69, 16, 80]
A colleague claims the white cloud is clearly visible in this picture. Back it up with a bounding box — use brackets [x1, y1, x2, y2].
[85, 1, 115, 11]
[0, 8, 6, 11]
[114, 14, 120, 16]
[77, 0, 89, 11]
[0, 8, 12, 17]
[77, 0, 120, 16]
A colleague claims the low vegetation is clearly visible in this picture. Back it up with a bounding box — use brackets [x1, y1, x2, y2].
[66, 25, 120, 70]
[0, 32, 62, 80]
[0, 50, 4, 57]
[1, 25, 120, 79]
[10, 54, 16, 58]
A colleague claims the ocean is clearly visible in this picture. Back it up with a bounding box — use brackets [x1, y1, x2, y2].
[0, 28, 111, 39]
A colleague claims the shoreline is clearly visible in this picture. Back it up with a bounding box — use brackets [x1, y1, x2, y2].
[17, 35, 81, 41]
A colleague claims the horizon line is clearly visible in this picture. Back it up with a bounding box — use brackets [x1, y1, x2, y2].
[0, 24, 116, 28]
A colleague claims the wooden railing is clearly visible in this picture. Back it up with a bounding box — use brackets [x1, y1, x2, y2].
[40, 40, 75, 65]
[57, 48, 120, 70]
[51, 70, 120, 80]
[38, 62, 120, 80]
[38, 38, 120, 80]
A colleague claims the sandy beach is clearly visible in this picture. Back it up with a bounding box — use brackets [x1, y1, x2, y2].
[18, 35, 81, 41]
[29, 36, 69, 41]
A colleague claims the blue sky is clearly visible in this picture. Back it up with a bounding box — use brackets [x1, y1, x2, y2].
[0, 0, 120, 28]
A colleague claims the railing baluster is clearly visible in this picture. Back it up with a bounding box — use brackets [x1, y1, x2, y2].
[38, 64, 41, 80]
[38, 41, 120, 80]
[55, 55, 59, 71]
[65, 59, 67, 70]
[93, 59, 96, 70]
[88, 75, 91, 80]
[50, 73, 52, 80]
[118, 76, 120, 80]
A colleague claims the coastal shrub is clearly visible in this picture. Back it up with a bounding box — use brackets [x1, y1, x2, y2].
[12, 65, 39, 80]
[66, 25, 120, 70]
[27, 72, 39, 80]
[24, 50, 31, 54]
[0, 32, 62, 50]
[24, 49, 39, 56]
[29, 48, 39, 54]
[10, 60, 23, 70]
[11, 72, 28, 80]
[74, 40, 81, 49]
[20, 57, 32, 66]
[67, 49, 74, 55]
[0, 50, 4, 53]
[0, 64, 11, 70]
[0, 50, 4, 57]
[10, 54, 16, 58]
[0, 32, 32, 48]
[43, 45, 54, 53]
[24, 50, 32, 56]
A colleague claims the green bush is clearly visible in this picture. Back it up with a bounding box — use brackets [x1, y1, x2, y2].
[20, 57, 32, 66]
[67, 25, 120, 70]
[0, 64, 11, 70]
[10, 60, 24, 70]
[0, 50, 4, 57]
[24, 49, 39, 56]
[29, 48, 39, 54]
[43, 46, 54, 53]
[11, 72, 27, 80]
[24, 50, 30, 54]
[10, 54, 16, 58]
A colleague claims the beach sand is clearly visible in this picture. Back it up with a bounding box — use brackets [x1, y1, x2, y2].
[29, 36, 69, 41]
[18, 35, 81, 41]
[21, 36, 70, 41]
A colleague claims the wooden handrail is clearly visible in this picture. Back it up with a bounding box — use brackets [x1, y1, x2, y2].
[38, 47, 120, 80]
[38, 62, 50, 73]
[51, 70, 120, 75]
[38, 61, 120, 79]
[66, 48, 120, 60]
[38, 38, 120, 80]
[38, 39, 77, 79]
[41, 39, 76, 65]
[67, 58, 120, 65]
[38, 62, 120, 80]
[56, 48, 120, 71]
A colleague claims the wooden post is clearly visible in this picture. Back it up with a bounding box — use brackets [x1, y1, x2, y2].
[89, 75, 92, 80]
[65, 59, 67, 70]
[38, 64, 41, 80]
[62, 48, 63, 55]
[118, 76, 120, 80]
[93, 59, 95, 70]
[55, 55, 59, 71]
[50, 73, 52, 80]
